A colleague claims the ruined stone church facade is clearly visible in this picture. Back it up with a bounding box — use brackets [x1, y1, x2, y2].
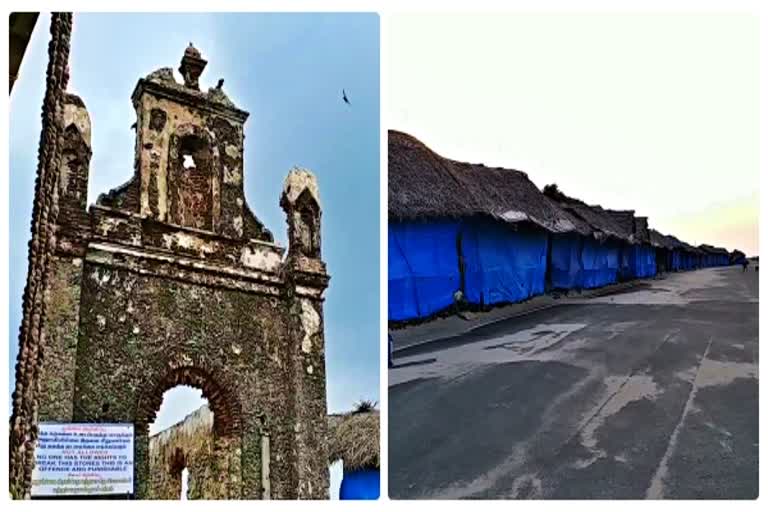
[11, 34, 331, 499]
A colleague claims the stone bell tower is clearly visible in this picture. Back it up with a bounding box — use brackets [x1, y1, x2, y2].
[24, 44, 331, 499]
[100, 43, 272, 242]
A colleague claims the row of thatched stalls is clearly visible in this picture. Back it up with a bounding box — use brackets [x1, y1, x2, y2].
[389, 130, 735, 322]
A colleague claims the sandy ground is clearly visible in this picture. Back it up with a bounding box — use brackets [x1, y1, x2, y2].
[389, 266, 758, 499]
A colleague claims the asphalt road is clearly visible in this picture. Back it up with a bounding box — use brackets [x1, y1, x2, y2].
[389, 266, 758, 499]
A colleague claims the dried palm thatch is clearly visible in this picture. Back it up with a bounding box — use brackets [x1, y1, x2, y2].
[649, 228, 671, 249]
[656, 231, 704, 253]
[698, 244, 730, 255]
[652, 230, 687, 250]
[605, 209, 638, 243]
[543, 184, 631, 242]
[389, 130, 477, 220]
[327, 408, 380, 471]
[633, 217, 651, 243]
[388, 130, 592, 236]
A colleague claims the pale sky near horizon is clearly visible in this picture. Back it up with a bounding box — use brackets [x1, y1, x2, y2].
[388, 13, 759, 256]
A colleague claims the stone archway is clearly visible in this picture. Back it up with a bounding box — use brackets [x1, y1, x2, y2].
[16, 45, 331, 500]
[136, 366, 244, 499]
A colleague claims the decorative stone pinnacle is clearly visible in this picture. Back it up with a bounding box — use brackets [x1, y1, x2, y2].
[179, 43, 207, 90]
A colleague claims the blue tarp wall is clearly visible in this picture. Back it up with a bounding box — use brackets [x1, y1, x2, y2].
[388, 221, 460, 321]
[552, 236, 644, 288]
[581, 238, 620, 288]
[550, 234, 584, 289]
[339, 469, 380, 500]
[631, 244, 657, 278]
[681, 252, 695, 270]
[618, 244, 634, 281]
[388, 219, 550, 321]
[461, 220, 549, 306]
[671, 250, 682, 271]
[666, 250, 730, 271]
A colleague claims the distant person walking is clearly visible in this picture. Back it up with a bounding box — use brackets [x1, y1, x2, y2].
[742, 259, 749, 272]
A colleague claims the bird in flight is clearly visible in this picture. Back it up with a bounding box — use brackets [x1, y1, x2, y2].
[342, 89, 350, 105]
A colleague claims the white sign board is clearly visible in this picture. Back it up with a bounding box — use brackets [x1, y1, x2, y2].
[31, 423, 134, 497]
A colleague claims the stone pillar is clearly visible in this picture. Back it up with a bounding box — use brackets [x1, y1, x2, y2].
[281, 168, 330, 499]
[9, 12, 73, 499]
[38, 93, 92, 422]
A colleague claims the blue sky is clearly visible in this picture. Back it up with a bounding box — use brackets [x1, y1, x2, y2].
[9, 14, 380, 492]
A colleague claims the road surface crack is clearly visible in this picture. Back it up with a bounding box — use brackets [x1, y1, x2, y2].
[645, 335, 714, 499]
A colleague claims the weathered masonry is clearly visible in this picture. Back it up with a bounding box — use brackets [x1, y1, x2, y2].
[18, 43, 331, 499]
[10, 13, 74, 498]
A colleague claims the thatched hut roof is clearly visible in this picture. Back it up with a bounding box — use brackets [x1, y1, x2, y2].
[665, 233, 687, 250]
[649, 229, 670, 249]
[543, 196, 594, 236]
[650, 229, 695, 251]
[667, 235, 703, 254]
[388, 130, 591, 235]
[605, 209, 640, 244]
[680, 240, 704, 254]
[389, 130, 476, 220]
[698, 244, 729, 255]
[634, 217, 651, 244]
[542, 185, 630, 242]
[327, 410, 379, 471]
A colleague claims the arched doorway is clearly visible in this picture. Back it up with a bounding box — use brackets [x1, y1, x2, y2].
[148, 385, 209, 499]
[135, 366, 244, 499]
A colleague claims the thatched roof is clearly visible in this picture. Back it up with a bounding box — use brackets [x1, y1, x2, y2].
[388, 130, 590, 235]
[605, 209, 639, 243]
[543, 196, 594, 236]
[698, 244, 729, 255]
[649, 229, 671, 249]
[327, 410, 379, 470]
[665, 234, 703, 254]
[389, 130, 473, 220]
[680, 240, 704, 254]
[634, 217, 650, 244]
[665, 233, 688, 250]
[649, 229, 700, 251]
[542, 185, 630, 242]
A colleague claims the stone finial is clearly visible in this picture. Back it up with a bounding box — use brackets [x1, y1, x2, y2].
[281, 167, 322, 259]
[282, 167, 321, 207]
[179, 43, 207, 90]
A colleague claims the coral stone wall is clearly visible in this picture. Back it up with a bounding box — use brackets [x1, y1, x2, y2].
[19, 44, 331, 499]
[71, 260, 296, 498]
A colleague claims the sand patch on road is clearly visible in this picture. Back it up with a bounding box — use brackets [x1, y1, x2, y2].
[390, 323, 587, 386]
[580, 375, 661, 452]
[574, 268, 748, 306]
[695, 359, 757, 388]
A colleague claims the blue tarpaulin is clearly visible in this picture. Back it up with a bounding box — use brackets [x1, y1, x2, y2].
[339, 469, 380, 500]
[581, 238, 619, 288]
[631, 244, 657, 278]
[672, 250, 682, 271]
[460, 220, 548, 306]
[619, 245, 634, 281]
[388, 221, 460, 321]
[550, 234, 584, 289]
